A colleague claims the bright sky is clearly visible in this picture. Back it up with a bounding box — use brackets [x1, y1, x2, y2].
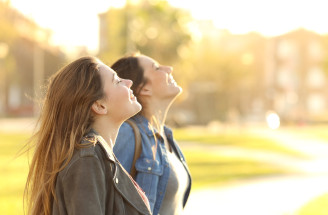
[9, 0, 328, 53]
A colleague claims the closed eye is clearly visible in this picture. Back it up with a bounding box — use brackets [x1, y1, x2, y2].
[153, 63, 160, 70]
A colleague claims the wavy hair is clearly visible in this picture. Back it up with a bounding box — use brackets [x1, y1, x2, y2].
[24, 56, 104, 215]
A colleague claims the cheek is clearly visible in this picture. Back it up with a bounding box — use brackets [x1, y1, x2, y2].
[109, 88, 129, 104]
[151, 73, 167, 85]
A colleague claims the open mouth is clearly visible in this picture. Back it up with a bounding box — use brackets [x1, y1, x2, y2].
[168, 75, 177, 85]
[168, 78, 177, 85]
[130, 90, 136, 100]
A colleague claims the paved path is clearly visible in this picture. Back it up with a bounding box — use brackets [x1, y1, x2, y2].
[181, 128, 328, 215]
[183, 174, 328, 215]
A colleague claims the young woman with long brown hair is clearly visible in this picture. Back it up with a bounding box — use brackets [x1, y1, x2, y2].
[112, 54, 192, 215]
[24, 56, 151, 215]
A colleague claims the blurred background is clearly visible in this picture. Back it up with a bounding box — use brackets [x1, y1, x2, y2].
[1, 0, 328, 214]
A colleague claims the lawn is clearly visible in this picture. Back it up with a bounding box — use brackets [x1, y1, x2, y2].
[173, 127, 305, 157]
[297, 193, 328, 215]
[0, 130, 297, 215]
[0, 132, 30, 215]
[283, 125, 328, 142]
[184, 150, 291, 189]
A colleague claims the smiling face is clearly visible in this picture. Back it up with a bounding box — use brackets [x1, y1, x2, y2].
[137, 55, 182, 101]
[97, 63, 141, 121]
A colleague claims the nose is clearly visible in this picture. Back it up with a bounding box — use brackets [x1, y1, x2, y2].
[166, 66, 173, 74]
[125, 79, 133, 88]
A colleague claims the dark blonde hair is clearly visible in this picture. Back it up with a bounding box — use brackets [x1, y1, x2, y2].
[24, 56, 104, 215]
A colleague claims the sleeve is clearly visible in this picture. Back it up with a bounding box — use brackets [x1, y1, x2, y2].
[113, 122, 136, 173]
[61, 157, 106, 215]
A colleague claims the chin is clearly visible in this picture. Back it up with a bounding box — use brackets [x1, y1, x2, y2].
[128, 102, 142, 117]
[172, 85, 183, 96]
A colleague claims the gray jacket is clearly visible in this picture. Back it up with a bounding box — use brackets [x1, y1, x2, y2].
[52, 130, 152, 215]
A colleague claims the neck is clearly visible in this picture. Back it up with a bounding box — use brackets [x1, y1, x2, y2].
[142, 98, 173, 135]
[92, 117, 121, 149]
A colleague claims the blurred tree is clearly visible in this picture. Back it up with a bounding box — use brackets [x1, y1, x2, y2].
[185, 28, 266, 121]
[98, 0, 191, 66]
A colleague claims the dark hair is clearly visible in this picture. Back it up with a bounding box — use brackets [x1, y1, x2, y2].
[111, 55, 147, 106]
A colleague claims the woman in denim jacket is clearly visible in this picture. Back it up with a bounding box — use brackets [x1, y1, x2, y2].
[112, 54, 192, 215]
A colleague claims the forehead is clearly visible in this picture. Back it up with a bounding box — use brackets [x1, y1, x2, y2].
[138, 55, 157, 67]
[98, 63, 116, 79]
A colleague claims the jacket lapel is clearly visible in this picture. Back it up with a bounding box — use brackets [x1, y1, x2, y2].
[113, 163, 151, 215]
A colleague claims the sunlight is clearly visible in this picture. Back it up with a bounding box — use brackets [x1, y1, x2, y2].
[9, 0, 126, 52]
[8, 0, 328, 52]
[266, 111, 280, 130]
[170, 0, 328, 36]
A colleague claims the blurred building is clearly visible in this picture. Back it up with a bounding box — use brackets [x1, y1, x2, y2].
[264, 29, 328, 123]
[0, 2, 66, 117]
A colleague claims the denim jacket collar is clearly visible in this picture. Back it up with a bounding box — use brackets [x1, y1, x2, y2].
[132, 115, 173, 140]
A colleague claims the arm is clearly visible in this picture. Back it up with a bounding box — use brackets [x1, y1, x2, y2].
[61, 156, 106, 215]
[113, 122, 136, 173]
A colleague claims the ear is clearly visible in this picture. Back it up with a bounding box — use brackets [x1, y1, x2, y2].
[139, 85, 152, 96]
[91, 100, 108, 115]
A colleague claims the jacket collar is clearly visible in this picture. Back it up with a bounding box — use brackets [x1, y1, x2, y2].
[82, 129, 115, 162]
[131, 115, 173, 139]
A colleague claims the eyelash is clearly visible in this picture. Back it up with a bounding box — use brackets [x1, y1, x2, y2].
[116, 79, 122, 84]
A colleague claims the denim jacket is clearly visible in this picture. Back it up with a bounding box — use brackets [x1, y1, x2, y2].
[114, 115, 192, 215]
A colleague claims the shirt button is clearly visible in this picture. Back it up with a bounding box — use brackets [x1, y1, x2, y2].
[180, 158, 184, 161]
[115, 178, 119, 184]
[147, 167, 151, 171]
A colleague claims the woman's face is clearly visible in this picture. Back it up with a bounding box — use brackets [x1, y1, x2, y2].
[137, 55, 182, 100]
[98, 63, 141, 121]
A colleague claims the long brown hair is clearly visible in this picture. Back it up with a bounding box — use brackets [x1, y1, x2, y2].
[24, 56, 104, 215]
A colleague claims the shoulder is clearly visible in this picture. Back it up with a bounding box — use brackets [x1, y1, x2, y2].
[119, 121, 135, 133]
[115, 121, 136, 148]
[59, 144, 109, 179]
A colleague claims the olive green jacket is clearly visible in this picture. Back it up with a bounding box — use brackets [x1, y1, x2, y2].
[52, 130, 152, 215]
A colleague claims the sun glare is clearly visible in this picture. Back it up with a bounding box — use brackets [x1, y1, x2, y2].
[266, 111, 280, 130]
[8, 0, 328, 52]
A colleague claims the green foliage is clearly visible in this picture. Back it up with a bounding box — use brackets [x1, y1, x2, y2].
[297, 193, 328, 215]
[98, 0, 192, 66]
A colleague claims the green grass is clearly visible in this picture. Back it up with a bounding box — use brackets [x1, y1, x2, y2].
[280, 125, 328, 142]
[0, 130, 295, 214]
[184, 150, 291, 189]
[0, 132, 30, 215]
[173, 127, 305, 157]
[297, 193, 328, 215]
